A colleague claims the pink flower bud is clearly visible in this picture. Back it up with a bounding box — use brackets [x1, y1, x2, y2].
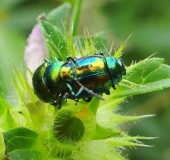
[24, 24, 48, 72]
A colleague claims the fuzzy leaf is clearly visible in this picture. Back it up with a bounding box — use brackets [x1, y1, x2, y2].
[4, 127, 38, 150]
[110, 57, 170, 99]
[40, 20, 69, 60]
[4, 127, 44, 160]
[7, 149, 42, 160]
[126, 57, 170, 83]
[114, 33, 132, 59]
[0, 128, 7, 160]
[73, 140, 127, 160]
[12, 66, 50, 129]
[92, 124, 120, 140]
[0, 98, 21, 130]
[12, 67, 37, 103]
[47, 3, 71, 32]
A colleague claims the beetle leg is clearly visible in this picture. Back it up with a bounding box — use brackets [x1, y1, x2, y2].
[51, 92, 69, 109]
[75, 99, 79, 105]
[75, 86, 84, 97]
[98, 52, 103, 55]
[44, 58, 52, 64]
[50, 101, 57, 106]
[94, 52, 103, 56]
[57, 96, 62, 109]
[66, 56, 79, 68]
[75, 80, 105, 101]
[66, 56, 77, 64]
[66, 83, 76, 97]
[112, 84, 116, 90]
[50, 95, 62, 109]
[61, 92, 69, 102]
[105, 90, 110, 95]
[83, 97, 92, 102]
[54, 57, 61, 61]
[64, 84, 81, 105]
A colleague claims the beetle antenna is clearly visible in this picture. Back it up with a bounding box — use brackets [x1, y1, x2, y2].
[75, 80, 105, 101]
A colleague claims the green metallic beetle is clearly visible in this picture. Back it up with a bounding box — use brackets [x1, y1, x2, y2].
[32, 53, 126, 109]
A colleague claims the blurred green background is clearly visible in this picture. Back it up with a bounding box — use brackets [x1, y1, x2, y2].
[0, 0, 170, 159]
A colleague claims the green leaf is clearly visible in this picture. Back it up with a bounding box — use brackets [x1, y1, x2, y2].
[106, 136, 151, 147]
[92, 123, 120, 140]
[4, 127, 38, 150]
[126, 58, 170, 84]
[7, 149, 42, 160]
[4, 127, 44, 160]
[12, 67, 38, 104]
[114, 33, 132, 59]
[0, 128, 7, 159]
[110, 57, 170, 99]
[73, 140, 127, 160]
[40, 20, 69, 60]
[47, 3, 71, 32]
[0, 98, 20, 130]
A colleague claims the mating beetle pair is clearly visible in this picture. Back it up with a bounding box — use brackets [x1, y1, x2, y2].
[32, 53, 126, 109]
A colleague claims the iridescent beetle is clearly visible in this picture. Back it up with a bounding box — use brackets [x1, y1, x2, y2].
[32, 53, 126, 109]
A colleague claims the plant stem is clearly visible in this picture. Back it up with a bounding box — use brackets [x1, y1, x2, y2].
[68, 0, 82, 36]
